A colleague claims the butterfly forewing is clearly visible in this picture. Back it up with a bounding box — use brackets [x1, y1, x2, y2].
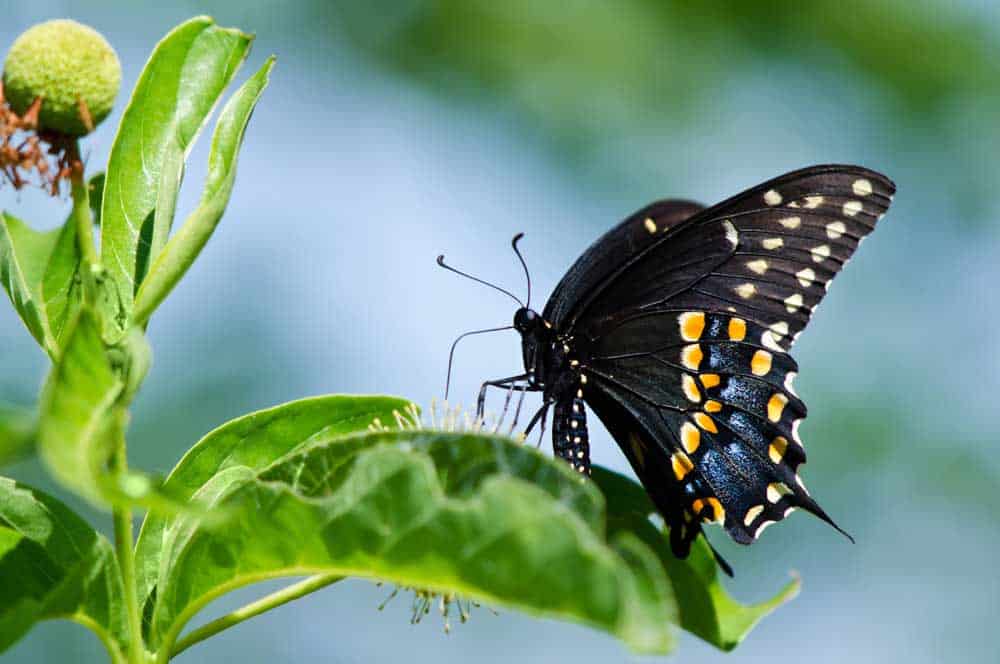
[549, 165, 894, 557]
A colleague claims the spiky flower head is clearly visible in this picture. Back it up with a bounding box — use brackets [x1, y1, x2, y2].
[3, 19, 121, 136]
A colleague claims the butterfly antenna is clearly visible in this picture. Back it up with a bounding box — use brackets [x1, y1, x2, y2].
[444, 325, 514, 400]
[437, 255, 524, 308]
[511, 233, 532, 309]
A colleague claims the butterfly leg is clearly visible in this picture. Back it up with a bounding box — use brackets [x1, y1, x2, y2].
[476, 373, 532, 419]
[552, 397, 590, 475]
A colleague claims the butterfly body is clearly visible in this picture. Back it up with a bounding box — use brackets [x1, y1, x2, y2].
[474, 165, 895, 572]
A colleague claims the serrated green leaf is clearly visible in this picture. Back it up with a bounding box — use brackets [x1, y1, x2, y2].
[100, 16, 252, 324]
[0, 477, 127, 661]
[134, 56, 275, 324]
[0, 212, 61, 352]
[37, 308, 123, 504]
[0, 405, 35, 466]
[592, 466, 799, 651]
[149, 431, 677, 655]
[134, 395, 415, 612]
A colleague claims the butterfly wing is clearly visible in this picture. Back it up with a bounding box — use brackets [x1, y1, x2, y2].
[553, 165, 894, 549]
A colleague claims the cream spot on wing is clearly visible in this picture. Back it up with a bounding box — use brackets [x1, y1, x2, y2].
[783, 506, 797, 518]
[792, 418, 803, 445]
[796, 267, 816, 287]
[762, 237, 784, 250]
[744, 505, 765, 527]
[811, 244, 831, 263]
[784, 371, 798, 397]
[843, 200, 863, 217]
[770, 321, 789, 339]
[747, 259, 768, 275]
[754, 520, 776, 538]
[784, 293, 804, 313]
[761, 329, 783, 351]
[735, 283, 756, 299]
[779, 216, 801, 229]
[723, 219, 738, 246]
[643, 217, 657, 234]
[795, 473, 810, 494]
[826, 220, 846, 239]
[767, 482, 793, 503]
[804, 195, 824, 209]
[852, 178, 873, 196]
[764, 189, 782, 206]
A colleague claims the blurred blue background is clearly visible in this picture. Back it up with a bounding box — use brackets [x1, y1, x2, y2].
[2, 1, 998, 662]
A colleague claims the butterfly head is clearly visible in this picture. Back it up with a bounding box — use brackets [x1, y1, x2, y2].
[513, 307, 541, 334]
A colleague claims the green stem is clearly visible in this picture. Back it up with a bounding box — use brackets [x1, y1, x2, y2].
[168, 574, 343, 659]
[69, 146, 98, 267]
[110, 410, 146, 664]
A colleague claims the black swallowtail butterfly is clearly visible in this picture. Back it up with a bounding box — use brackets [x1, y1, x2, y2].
[440, 165, 895, 574]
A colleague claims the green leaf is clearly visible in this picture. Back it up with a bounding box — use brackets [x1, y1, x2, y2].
[41, 210, 84, 350]
[0, 477, 127, 661]
[0, 212, 61, 352]
[0, 405, 35, 466]
[133, 56, 275, 325]
[99, 16, 252, 324]
[134, 395, 415, 612]
[37, 308, 123, 504]
[148, 431, 678, 655]
[592, 466, 800, 651]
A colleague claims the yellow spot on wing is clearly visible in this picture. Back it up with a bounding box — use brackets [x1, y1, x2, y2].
[804, 195, 824, 209]
[826, 220, 846, 239]
[704, 399, 722, 413]
[764, 189, 782, 205]
[693, 412, 718, 433]
[751, 350, 773, 376]
[700, 373, 721, 388]
[682, 375, 701, 403]
[671, 452, 694, 480]
[728, 317, 747, 341]
[767, 393, 789, 422]
[680, 422, 700, 453]
[767, 482, 793, 503]
[704, 497, 725, 523]
[679, 312, 705, 341]
[768, 436, 789, 463]
[779, 216, 801, 229]
[643, 217, 657, 234]
[744, 504, 765, 527]
[628, 433, 646, 468]
[853, 178, 872, 196]
[681, 344, 703, 370]
[747, 259, 768, 275]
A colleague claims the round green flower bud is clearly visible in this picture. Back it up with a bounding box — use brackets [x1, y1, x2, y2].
[3, 19, 121, 136]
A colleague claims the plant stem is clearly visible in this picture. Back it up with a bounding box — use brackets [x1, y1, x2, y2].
[169, 574, 343, 659]
[69, 142, 98, 267]
[111, 410, 146, 664]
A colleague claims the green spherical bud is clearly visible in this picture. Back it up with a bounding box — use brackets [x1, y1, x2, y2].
[3, 19, 121, 136]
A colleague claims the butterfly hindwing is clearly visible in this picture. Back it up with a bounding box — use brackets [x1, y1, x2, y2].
[551, 165, 894, 554]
